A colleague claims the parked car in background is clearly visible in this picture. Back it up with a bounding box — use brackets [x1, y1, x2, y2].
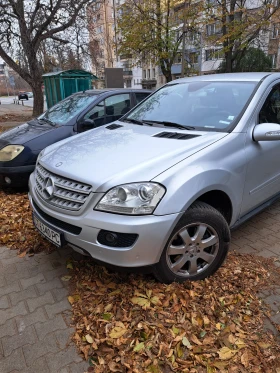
[29, 72, 280, 283]
[26, 92, 33, 98]
[0, 88, 151, 187]
[18, 91, 28, 100]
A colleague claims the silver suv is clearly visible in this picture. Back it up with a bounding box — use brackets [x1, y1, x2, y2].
[29, 73, 280, 283]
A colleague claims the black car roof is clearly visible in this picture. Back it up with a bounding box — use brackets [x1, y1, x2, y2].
[82, 88, 152, 95]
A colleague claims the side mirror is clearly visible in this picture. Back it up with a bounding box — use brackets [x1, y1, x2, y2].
[253, 123, 280, 142]
[77, 119, 96, 132]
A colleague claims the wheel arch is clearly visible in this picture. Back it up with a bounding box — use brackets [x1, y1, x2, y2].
[193, 190, 233, 225]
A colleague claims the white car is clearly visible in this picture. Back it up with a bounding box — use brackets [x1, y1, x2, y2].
[26, 92, 33, 98]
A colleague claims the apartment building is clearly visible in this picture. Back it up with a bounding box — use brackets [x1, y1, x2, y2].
[87, 0, 275, 89]
[268, 8, 280, 70]
[87, 0, 144, 88]
[87, 0, 116, 86]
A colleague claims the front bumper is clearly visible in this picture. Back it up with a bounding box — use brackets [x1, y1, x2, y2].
[29, 173, 181, 267]
[0, 164, 35, 187]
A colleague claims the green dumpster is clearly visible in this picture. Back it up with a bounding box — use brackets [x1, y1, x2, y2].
[42, 69, 98, 108]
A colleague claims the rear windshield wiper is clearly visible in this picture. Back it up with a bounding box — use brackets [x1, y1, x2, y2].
[123, 118, 144, 126]
[143, 120, 195, 130]
[38, 117, 56, 126]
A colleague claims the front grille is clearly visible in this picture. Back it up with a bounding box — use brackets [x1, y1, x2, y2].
[35, 163, 92, 211]
[33, 201, 82, 235]
[97, 230, 138, 247]
[154, 132, 200, 140]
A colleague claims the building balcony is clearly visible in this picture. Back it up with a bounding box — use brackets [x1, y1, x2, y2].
[142, 78, 157, 84]
[123, 70, 133, 76]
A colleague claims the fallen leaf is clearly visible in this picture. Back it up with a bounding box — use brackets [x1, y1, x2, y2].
[61, 275, 72, 281]
[85, 334, 94, 343]
[218, 346, 238, 360]
[133, 342, 145, 352]
[109, 322, 127, 338]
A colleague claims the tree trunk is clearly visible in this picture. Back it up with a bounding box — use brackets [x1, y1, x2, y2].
[225, 49, 233, 73]
[164, 70, 172, 82]
[32, 83, 44, 117]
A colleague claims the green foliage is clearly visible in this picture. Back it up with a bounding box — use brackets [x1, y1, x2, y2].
[117, 0, 202, 82]
[218, 47, 272, 73]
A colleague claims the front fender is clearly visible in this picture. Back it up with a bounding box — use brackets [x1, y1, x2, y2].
[153, 133, 247, 227]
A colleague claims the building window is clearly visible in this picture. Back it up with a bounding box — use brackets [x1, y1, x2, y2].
[271, 54, 277, 68]
[205, 48, 224, 61]
[143, 70, 146, 79]
[206, 22, 221, 36]
[271, 24, 279, 39]
[97, 25, 103, 34]
[152, 68, 155, 78]
[189, 52, 198, 64]
[206, 24, 215, 36]
[147, 69, 150, 78]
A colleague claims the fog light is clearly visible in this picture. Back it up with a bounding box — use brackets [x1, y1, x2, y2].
[4, 177, 11, 184]
[105, 232, 118, 243]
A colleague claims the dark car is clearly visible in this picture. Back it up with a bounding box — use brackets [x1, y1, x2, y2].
[18, 92, 29, 100]
[0, 88, 151, 187]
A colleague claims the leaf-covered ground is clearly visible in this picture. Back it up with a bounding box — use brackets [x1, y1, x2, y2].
[0, 190, 55, 255]
[68, 254, 280, 373]
[0, 190, 279, 372]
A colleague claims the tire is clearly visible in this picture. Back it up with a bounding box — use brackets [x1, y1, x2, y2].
[153, 201, 230, 283]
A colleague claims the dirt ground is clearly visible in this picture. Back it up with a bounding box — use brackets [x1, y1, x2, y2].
[0, 104, 33, 127]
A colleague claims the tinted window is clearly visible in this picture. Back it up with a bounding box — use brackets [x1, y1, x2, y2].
[127, 82, 256, 131]
[259, 85, 280, 124]
[39, 94, 97, 124]
[105, 93, 131, 117]
[83, 100, 105, 127]
[135, 92, 150, 104]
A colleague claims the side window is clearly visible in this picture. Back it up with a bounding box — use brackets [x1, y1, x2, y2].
[105, 93, 131, 123]
[135, 92, 150, 104]
[84, 100, 105, 120]
[83, 100, 105, 127]
[259, 86, 280, 124]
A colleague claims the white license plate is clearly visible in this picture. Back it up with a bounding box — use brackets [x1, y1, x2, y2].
[33, 214, 62, 247]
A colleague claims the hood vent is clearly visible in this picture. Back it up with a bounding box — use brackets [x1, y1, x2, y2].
[106, 124, 123, 130]
[154, 132, 200, 140]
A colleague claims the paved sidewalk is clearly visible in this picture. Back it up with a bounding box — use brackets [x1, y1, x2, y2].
[0, 203, 280, 372]
[0, 245, 89, 373]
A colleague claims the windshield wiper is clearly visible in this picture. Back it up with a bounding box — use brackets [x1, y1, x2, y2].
[123, 118, 144, 126]
[143, 120, 195, 130]
[38, 118, 56, 126]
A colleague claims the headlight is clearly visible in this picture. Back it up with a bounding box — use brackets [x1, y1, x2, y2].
[0, 145, 24, 161]
[95, 182, 165, 215]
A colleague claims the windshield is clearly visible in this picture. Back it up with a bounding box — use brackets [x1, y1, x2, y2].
[39, 93, 98, 125]
[126, 81, 257, 131]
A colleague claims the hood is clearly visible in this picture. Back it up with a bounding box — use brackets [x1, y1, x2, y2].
[0, 121, 56, 149]
[40, 122, 228, 192]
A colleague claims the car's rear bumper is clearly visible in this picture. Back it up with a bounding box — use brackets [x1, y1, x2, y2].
[0, 165, 35, 187]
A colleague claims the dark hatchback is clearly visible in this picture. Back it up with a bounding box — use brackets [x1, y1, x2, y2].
[0, 88, 151, 187]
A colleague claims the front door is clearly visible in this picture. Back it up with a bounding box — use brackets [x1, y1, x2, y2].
[241, 82, 280, 216]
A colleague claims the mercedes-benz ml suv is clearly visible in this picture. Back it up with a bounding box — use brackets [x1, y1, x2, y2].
[29, 73, 280, 282]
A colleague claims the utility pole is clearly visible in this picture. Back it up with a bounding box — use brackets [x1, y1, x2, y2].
[181, 0, 187, 78]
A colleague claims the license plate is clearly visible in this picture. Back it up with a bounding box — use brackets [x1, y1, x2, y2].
[33, 213, 63, 247]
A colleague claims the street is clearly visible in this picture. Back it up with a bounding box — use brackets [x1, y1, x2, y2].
[0, 96, 47, 111]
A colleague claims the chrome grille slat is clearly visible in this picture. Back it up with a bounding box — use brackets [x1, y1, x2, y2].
[35, 163, 92, 211]
[53, 182, 90, 194]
